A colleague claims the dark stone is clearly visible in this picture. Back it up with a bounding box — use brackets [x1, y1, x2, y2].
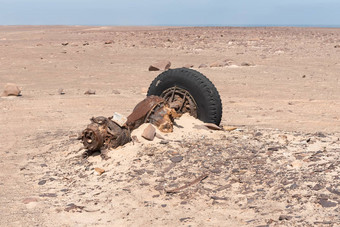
[254, 132, 263, 137]
[198, 64, 208, 68]
[84, 89, 96, 95]
[314, 221, 333, 225]
[232, 168, 239, 173]
[315, 132, 326, 138]
[312, 184, 323, 191]
[160, 140, 169, 144]
[211, 168, 222, 174]
[211, 196, 228, 201]
[279, 215, 292, 220]
[326, 187, 340, 196]
[161, 204, 167, 207]
[39, 193, 57, 197]
[133, 169, 145, 175]
[38, 180, 46, 185]
[241, 62, 252, 66]
[179, 217, 192, 222]
[319, 199, 337, 208]
[268, 147, 280, 151]
[290, 183, 298, 190]
[170, 156, 183, 163]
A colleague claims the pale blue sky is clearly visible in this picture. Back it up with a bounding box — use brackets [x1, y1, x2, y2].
[0, 0, 339, 26]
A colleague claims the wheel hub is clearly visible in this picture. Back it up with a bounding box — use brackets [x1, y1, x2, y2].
[160, 86, 198, 118]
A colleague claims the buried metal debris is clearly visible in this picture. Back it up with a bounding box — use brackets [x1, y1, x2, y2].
[81, 95, 181, 152]
[80, 68, 223, 154]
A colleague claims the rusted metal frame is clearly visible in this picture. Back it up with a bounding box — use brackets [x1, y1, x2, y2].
[179, 91, 187, 112]
[144, 102, 165, 124]
[170, 86, 177, 102]
[162, 87, 198, 117]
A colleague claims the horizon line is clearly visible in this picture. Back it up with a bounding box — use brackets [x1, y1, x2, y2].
[1, 24, 340, 28]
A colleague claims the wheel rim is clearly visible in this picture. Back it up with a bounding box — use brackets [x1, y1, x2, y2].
[160, 86, 198, 118]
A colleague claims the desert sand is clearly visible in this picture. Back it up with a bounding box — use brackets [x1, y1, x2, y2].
[0, 26, 339, 226]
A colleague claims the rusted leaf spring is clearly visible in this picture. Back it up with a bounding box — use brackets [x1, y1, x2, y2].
[161, 86, 197, 118]
[82, 116, 131, 152]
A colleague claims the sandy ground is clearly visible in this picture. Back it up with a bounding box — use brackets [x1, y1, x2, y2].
[0, 26, 339, 226]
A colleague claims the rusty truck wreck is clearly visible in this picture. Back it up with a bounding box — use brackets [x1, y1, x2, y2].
[81, 68, 223, 153]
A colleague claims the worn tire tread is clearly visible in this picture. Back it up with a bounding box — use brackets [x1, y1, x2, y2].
[147, 68, 222, 125]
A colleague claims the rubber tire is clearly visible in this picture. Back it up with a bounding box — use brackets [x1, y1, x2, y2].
[147, 68, 222, 125]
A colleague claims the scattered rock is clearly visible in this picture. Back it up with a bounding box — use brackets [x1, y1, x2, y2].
[326, 187, 340, 196]
[160, 140, 169, 144]
[148, 60, 171, 71]
[198, 64, 208, 68]
[38, 180, 46, 185]
[315, 132, 326, 138]
[290, 183, 298, 190]
[211, 196, 227, 200]
[211, 168, 222, 174]
[278, 215, 292, 220]
[2, 83, 21, 96]
[319, 199, 337, 208]
[209, 61, 224, 67]
[104, 40, 113, 44]
[39, 193, 57, 198]
[22, 198, 38, 204]
[312, 183, 323, 191]
[170, 155, 183, 163]
[267, 147, 280, 151]
[241, 62, 252, 66]
[83, 41, 89, 46]
[94, 167, 105, 175]
[58, 88, 65, 95]
[179, 217, 192, 222]
[254, 132, 263, 137]
[84, 89, 96, 95]
[167, 150, 179, 156]
[183, 64, 194, 68]
[142, 124, 156, 141]
[334, 45, 340, 48]
[61, 42, 69, 46]
[64, 203, 84, 212]
[210, 59, 230, 68]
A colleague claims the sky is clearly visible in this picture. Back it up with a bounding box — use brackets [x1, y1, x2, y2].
[0, 0, 340, 26]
